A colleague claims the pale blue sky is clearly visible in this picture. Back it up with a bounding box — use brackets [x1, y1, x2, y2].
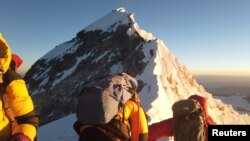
[1, 0, 250, 75]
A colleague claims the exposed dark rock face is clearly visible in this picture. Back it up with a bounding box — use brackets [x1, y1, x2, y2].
[25, 23, 148, 126]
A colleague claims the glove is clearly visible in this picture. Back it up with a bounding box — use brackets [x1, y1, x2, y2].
[9, 133, 30, 141]
[73, 120, 83, 135]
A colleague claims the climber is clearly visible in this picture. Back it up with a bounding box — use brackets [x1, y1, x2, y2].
[0, 33, 39, 141]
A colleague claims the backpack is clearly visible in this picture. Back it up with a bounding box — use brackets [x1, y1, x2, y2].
[76, 72, 138, 140]
[172, 99, 206, 141]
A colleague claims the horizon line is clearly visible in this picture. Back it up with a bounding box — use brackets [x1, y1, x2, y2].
[191, 70, 250, 77]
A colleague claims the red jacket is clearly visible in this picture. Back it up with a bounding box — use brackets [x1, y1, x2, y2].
[149, 95, 215, 141]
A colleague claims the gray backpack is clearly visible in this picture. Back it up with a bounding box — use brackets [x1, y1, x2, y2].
[172, 99, 206, 141]
[76, 72, 138, 124]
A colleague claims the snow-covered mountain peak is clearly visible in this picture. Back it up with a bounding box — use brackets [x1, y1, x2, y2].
[84, 7, 132, 32]
[25, 7, 250, 128]
[84, 7, 155, 41]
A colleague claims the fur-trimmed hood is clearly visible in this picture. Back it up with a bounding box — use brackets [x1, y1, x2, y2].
[0, 33, 12, 73]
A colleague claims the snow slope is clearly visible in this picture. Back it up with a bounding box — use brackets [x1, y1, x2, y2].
[37, 95, 250, 141]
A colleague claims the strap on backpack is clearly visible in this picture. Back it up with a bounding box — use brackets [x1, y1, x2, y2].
[1, 93, 19, 135]
[78, 114, 131, 141]
[178, 108, 203, 120]
[79, 123, 129, 141]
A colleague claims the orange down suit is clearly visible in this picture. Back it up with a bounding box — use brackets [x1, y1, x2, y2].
[117, 100, 148, 141]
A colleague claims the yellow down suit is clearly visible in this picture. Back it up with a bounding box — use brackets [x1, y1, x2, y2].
[0, 34, 38, 141]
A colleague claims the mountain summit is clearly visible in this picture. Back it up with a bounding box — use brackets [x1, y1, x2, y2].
[25, 7, 250, 126]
